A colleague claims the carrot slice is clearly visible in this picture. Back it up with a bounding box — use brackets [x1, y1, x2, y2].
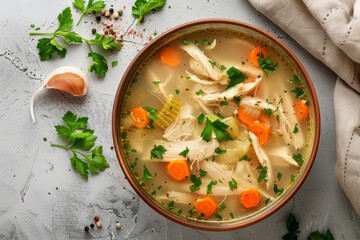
[167, 160, 190, 181]
[295, 99, 309, 121]
[160, 47, 181, 67]
[249, 47, 268, 67]
[258, 112, 271, 128]
[194, 196, 218, 217]
[130, 107, 150, 128]
[241, 189, 261, 208]
[237, 106, 260, 125]
[248, 121, 271, 145]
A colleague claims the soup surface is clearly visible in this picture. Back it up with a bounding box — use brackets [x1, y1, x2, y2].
[120, 30, 310, 222]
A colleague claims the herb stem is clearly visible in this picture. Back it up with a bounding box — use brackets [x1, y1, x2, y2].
[76, 13, 85, 26]
[50, 143, 69, 150]
[29, 31, 55, 36]
[70, 149, 89, 159]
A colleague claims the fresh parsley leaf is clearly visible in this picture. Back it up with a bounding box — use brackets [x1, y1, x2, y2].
[277, 172, 283, 181]
[168, 200, 174, 210]
[88, 33, 122, 51]
[152, 81, 161, 85]
[197, 113, 205, 125]
[258, 52, 279, 73]
[214, 112, 225, 119]
[189, 174, 202, 192]
[292, 153, 303, 166]
[229, 177, 238, 191]
[257, 165, 268, 183]
[112, 60, 118, 68]
[202, 39, 212, 45]
[177, 209, 183, 214]
[143, 164, 154, 180]
[199, 169, 207, 177]
[229, 212, 234, 219]
[263, 108, 272, 117]
[239, 155, 249, 161]
[61, 32, 83, 44]
[265, 198, 270, 205]
[73, 0, 106, 26]
[132, 0, 166, 25]
[188, 209, 196, 215]
[206, 180, 217, 194]
[196, 90, 204, 95]
[226, 67, 247, 90]
[282, 214, 300, 240]
[201, 117, 232, 142]
[291, 87, 307, 99]
[88, 50, 108, 78]
[183, 39, 190, 45]
[175, 89, 180, 95]
[36, 37, 67, 61]
[215, 147, 226, 154]
[150, 144, 166, 159]
[179, 147, 189, 158]
[293, 124, 299, 133]
[215, 212, 223, 220]
[308, 230, 334, 240]
[291, 175, 295, 182]
[209, 60, 216, 68]
[291, 75, 301, 84]
[220, 65, 227, 71]
[234, 96, 241, 106]
[219, 202, 226, 211]
[56, 7, 73, 32]
[143, 106, 159, 120]
[273, 184, 284, 195]
[51, 111, 109, 180]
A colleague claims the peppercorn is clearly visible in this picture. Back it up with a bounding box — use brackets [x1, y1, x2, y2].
[95, 16, 101, 22]
[113, 12, 119, 19]
[101, 9, 106, 15]
[105, 10, 111, 18]
[109, 8, 114, 14]
[94, 216, 99, 222]
[92, 28, 97, 34]
[117, 9, 123, 16]
[90, 223, 94, 228]
[84, 226, 89, 232]
[96, 221, 102, 228]
[115, 221, 121, 230]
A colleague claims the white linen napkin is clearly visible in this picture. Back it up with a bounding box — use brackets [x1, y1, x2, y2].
[248, 0, 360, 216]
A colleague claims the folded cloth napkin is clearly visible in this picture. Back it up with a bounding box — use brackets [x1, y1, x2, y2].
[248, 0, 360, 216]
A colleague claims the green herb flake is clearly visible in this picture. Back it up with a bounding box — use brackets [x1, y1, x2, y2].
[199, 169, 207, 177]
[188, 209, 196, 215]
[226, 67, 247, 90]
[194, 40, 199, 46]
[143, 164, 154, 181]
[219, 202, 226, 211]
[168, 200, 174, 210]
[131, 0, 166, 26]
[215, 212, 223, 220]
[183, 39, 190, 45]
[291, 75, 301, 84]
[197, 113, 205, 125]
[202, 39, 212, 46]
[292, 153, 303, 166]
[152, 81, 161, 85]
[234, 96, 241, 106]
[209, 60, 216, 68]
[257, 165, 268, 183]
[195, 89, 204, 95]
[206, 180, 218, 194]
[228, 177, 238, 191]
[201, 117, 232, 142]
[265, 198, 270, 205]
[175, 89, 180, 95]
[308, 229, 334, 240]
[215, 147, 226, 155]
[179, 147, 189, 158]
[273, 184, 284, 195]
[177, 209, 183, 214]
[229, 212, 234, 219]
[282, 214, 300, 240]
[189, 174, 202, 192]
[257, 52, 279, 73]
[150, 144, 166, 159]
[130, 157, 140, 168]
[263, 108, 272, 117]
[220, 65, 227, 71]
[111, 60, 118, 68]
[291, 87, 307, 99]
[291, 175, 296, 182]
[293, 123, 299, 133]
[239, 155, 249, 161]
[277, 172, 283, 181]
[151, 190, 156, 195]
[30, 24, 35, 28]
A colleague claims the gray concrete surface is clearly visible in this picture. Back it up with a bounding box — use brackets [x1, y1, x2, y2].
[1, 0, 359, 239]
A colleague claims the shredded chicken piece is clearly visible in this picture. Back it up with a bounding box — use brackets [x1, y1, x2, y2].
[185, 71, 219, 85]
[204, 39, 217, 50]
[240, 96, 277, 111]
[267, 146, 299, 167]
[249, 132, 274, 190]
[199, 76, 262, 106]
[163, 104, 195, 142]
[182, 43, 228, 84]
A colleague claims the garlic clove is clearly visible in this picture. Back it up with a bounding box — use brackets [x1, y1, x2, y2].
[30, 66, 88, 123]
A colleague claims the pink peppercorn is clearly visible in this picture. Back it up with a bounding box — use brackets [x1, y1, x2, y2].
[94, 216, 99, 222]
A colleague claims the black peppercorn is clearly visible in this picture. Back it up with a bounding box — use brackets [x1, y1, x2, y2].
[90, 223, 94, 228]
[84, 226, 89, 232]
[92, 28, 97, 34]
[109, 8, 114, 14]
[95, 16, 101, 22]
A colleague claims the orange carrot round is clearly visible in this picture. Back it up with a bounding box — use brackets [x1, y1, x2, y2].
[258, 112, 271, 128]
[295, 99, 309, 121]
[237, 106, 259, 125]
[194, 196, 218, 217]
[160, 47, 181, 67]
[248, 121, 271, 145]
[241, 189, 261, 208]
[167, 160, 190, 181]
[130, 107, 150, 128]
[249, 47, 268, 67]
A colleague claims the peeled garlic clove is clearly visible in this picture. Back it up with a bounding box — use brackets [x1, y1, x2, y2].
[30, 66, 88, 123]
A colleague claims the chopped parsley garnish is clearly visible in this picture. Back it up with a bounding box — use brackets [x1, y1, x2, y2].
[291, 87, 307, 99]
[201, 117, 232, 142]
[206, 180, 218, 194]
[292, 153, 303, 166]
[257, 165, 268, 183]
[293, 124, 299, 133]
[194, 40, 199, 46]
[229, 212, 234, 219]
[220, 100, 228, 106]
[226, 67, 247, 90]
[276, 114, 280, 122]
[189, 174, 202, 192]
[202, 39, 212, 45]
[291, 175, 295, 182]
[179, 147, 189, 158]
[130, 157, 140, 168]
[277, 172, 283, 181]
[220, 65, 227, 71]
[152, 81, 161, 85]
[196, 89, 204, 95]
[183, 39, 190, 45]
[215, 212, 223, 220]
[265, 198, 270, 205]
[185, 75, 191, 80]
[168, 200, 174, 210]
[214, 112, 225, 119]
[111, 60, 118, 68]
[150, 144, 166, 159]
[200, 169, 207, 177]
[273, 184, 284, 195]
[151, 190, 156, 195]
[239, 155, 249, 161]
[143, 106, 159, 121]
[258, 52, 279, 73]
[282, 214, 300, 240]
[215, 147, 226, 154]
[263, 108, 273, 117]
[175, 89, 180, 95]
[177, 209, 183, 214]
[308, 230, 334, 240]
[234, 96, 241, 106]
[219, 202, 226, 211]
[209, 60, 216, 68]
[228, 177, 238, 191]
[142, 164, 154, 181]
[188, 209, 196, 215]
[291, 75, 301, 84]
[197, 113, 205, 125]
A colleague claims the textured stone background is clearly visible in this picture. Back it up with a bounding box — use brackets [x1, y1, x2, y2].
[1, 0, 360, 239]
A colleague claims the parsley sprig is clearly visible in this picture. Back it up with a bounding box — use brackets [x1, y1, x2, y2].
[200, 117, 232, 142]
[73, 0, 106, 26]
[51, 111, 109, 180]
[29, 7, 122, 77]
[132, 0, 166, 25]
[226, 67, 247, 90]
[258, 52, 279, 73]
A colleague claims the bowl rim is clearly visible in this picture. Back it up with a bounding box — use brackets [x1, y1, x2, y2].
[112, 18, 321, 231]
